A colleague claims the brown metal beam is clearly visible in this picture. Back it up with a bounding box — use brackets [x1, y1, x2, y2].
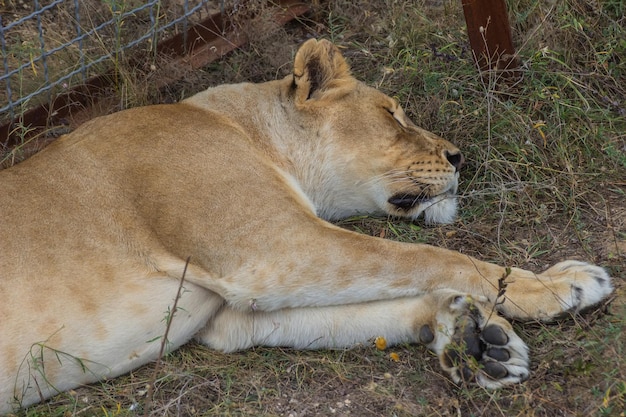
[462, 0, 519, 74]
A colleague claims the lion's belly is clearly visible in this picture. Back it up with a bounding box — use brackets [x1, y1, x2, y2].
[0, 275, 222, 413]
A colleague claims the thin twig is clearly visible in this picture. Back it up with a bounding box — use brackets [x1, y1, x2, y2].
[143, 256, 190, 417]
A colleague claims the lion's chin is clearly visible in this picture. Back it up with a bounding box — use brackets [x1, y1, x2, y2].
[421, 193, 458, 225]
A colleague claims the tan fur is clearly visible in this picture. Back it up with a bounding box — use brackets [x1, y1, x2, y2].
[0, 39, 612, 413]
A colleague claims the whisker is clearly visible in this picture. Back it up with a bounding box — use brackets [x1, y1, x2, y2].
[457, 180, 557, 200]
[361, 169, 416, 187]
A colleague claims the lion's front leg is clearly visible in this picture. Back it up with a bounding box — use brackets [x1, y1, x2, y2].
[490, 260, 613, 321]
[176, 219, 612, 323]
[197, 290, 529, 388]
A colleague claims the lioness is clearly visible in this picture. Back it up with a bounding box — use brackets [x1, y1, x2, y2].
[0, 39, 613, 413]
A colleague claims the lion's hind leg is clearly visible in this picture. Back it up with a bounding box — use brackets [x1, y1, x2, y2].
[428, 291, 529, 389]
[199, 289, 529, 388]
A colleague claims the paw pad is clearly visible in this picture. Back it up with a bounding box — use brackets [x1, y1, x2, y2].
[436, 298, 529, 388]
[419, 325, 434, 344]
[483, 324, 508, 345]
[483, 362, 508, 379]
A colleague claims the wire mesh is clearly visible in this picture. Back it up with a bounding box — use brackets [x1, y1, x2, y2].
[0, 0, 213, 121]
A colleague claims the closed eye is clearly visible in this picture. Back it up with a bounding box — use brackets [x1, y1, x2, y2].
[385, 107, 407, 128]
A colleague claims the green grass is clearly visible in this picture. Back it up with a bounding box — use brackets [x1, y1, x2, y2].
[6, 0, 625, 416]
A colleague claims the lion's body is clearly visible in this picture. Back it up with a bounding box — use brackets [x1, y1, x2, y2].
[0, 40, 612, 413]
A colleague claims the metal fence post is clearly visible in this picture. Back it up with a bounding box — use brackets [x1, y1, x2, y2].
[461, 0, 519, 74]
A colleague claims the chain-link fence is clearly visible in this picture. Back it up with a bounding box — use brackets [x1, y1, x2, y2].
[0, 0, 218, 123]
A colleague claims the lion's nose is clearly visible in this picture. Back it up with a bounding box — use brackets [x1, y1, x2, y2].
[445, 150, 464, 172]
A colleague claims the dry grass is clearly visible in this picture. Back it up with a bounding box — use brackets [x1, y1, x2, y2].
[6, 0, 625, 416]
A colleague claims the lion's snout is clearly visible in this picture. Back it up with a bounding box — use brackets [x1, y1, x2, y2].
[445, 150, 464, 172]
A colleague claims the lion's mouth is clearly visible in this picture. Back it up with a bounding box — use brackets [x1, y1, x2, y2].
[387, 190, 458, 224]
[387, 194, 431, 211]
[386, 176, 459, 223]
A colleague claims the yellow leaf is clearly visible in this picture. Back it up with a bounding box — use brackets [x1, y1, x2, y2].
[375, 336, 387, 351]
[533, 122, 547, 146]
[389, 352, 400, 362]
[29, 53, 37, 76]
[603, 387, 610, 408]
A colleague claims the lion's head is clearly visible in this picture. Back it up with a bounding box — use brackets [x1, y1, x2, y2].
[277, 39, 463, 224]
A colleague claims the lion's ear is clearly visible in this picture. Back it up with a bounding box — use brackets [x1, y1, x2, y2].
[292, 39, 355, 105]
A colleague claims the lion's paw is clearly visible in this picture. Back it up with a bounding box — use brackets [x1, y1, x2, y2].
[424, 294, 529, 388]
[541, 261, 613, 313]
